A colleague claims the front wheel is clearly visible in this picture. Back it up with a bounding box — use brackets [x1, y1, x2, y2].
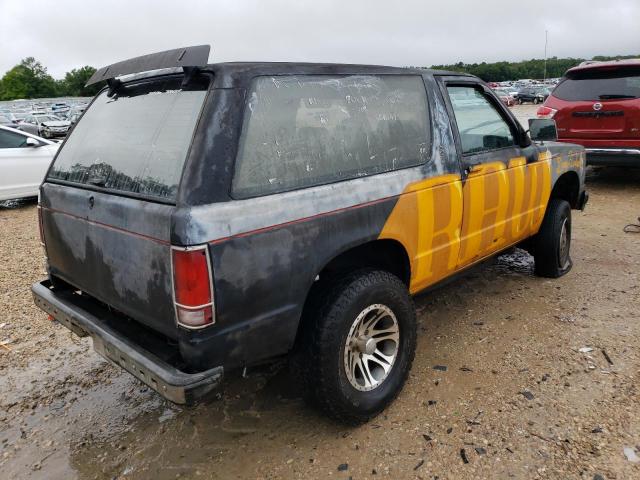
[533, 198, 573, 278]
[533, 97, 540, 104]
[298, 270, 417, 424]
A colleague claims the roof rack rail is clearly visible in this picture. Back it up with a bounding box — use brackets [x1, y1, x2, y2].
[85, 45, 211, 87]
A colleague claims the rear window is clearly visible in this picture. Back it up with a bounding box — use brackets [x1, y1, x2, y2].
[48, 76, 208, 202]
[553, 69, 640, 101]
[232, 75, 430, 198]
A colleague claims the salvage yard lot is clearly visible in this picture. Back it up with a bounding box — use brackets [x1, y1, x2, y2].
[1, 106, 639, 479]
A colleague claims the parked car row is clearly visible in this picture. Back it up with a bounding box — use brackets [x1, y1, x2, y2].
[0, 98, 90, 137]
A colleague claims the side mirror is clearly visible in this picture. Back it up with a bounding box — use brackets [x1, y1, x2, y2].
[25, 137, 42, 147]
[528, 118, 557, 142]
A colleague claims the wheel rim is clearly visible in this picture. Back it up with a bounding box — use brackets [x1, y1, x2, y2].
[343, 304, 400, 391]
[558, 218, 570, 268]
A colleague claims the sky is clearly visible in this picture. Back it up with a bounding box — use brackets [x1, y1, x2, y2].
[1, 0, 639, 78]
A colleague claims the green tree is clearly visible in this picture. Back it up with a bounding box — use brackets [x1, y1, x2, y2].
[429, 54, 639, 82]
[58, 66, 102, 97]
[0, 57, 58, 100]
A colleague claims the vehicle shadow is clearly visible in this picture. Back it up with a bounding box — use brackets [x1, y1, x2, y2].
[585, 165, 640, 186]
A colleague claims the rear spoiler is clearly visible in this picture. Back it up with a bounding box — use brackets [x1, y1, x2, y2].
[85, 45, 211, 87]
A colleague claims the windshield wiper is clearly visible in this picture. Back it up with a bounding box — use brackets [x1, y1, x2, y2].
[598, 94, 636, 99]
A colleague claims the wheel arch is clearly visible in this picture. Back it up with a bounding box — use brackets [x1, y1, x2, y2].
[293, 238, 411, 343]
[550, 171, 580, 209]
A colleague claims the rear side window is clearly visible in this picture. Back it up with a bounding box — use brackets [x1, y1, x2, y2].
[553, 69, 640, 101]
[48, 76, 208, 202]
[232, 75, 430, 198]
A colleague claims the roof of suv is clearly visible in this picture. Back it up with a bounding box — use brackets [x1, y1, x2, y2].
[118, 62, 475, 90]
[200, 62, 472, 88]
[567, 58, 640, 74]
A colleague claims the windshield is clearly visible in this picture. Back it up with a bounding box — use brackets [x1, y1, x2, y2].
[553, 69, 640, 101]
[48, 76, 208, 202]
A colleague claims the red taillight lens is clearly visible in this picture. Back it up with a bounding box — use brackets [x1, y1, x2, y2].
[537, 106, 558, 119]
[171, 247, 214, 328]
[37, 205, 45, 246]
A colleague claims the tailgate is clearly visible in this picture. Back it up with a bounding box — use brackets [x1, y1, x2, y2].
[40, 183, 178, 339]
[555, 100, 635, 140]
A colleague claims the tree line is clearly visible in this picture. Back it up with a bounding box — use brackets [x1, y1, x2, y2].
[0, 58, 102, 100]
[428, 54, 639, 82]
[1, 53, 638, 100]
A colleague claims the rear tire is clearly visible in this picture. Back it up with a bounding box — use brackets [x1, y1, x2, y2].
[297, 269, 417, 424]
[533, 198, 573, 278]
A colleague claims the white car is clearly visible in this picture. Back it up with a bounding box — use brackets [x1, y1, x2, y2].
[0, 125, 59, 201]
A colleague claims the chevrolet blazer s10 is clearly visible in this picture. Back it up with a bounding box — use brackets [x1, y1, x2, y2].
[32, 46, 588, 423]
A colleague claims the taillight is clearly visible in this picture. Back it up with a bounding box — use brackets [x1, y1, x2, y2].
[537, 106, 558, 119]
[37, 205, 45, 247]
[171, 246, 215, 329]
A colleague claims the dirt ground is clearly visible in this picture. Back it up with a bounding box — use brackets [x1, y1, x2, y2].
[1, 105, 639, 479]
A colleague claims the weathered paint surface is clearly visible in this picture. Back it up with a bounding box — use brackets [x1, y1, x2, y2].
[37, 63, 588, 374]
[378, 151, 555, 294]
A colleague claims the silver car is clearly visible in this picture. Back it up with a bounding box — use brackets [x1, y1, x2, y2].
[19, 114, 71, 139]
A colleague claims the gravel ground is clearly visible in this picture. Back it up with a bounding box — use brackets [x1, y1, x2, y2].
[1, 106, 639, 479]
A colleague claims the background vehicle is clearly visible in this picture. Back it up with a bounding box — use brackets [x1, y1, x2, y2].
[0, 114, 18, 128]
[494, 88, 515, 106]
[516, 86, 550, 104]
[0, 125, 58, 201]
[19, 114, 70, 138]
[538, 59, 640, 166]
[32, 46, 587, 424]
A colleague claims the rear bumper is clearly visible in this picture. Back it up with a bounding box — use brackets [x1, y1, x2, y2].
[32, 280, 223, 404]
[584, 148, 640, 167]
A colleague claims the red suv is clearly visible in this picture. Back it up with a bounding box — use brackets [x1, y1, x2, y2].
[538, 59, 640, 166]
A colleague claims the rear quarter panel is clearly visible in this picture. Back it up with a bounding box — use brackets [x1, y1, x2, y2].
[174, 75, 462, 370]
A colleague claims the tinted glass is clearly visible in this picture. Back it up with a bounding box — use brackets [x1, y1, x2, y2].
[48, 76, 208, 202]
[553, 70, 640, 101]
[0, 129, 27, 148]
[233, 75, 430, 198]
[447, 86, 514, 155]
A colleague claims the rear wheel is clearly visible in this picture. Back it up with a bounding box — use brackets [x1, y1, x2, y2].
[297, 270, 417, 424]
[533, 198, 572, 278]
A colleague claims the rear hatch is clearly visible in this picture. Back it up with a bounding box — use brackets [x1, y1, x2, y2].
[41, 74, 209, 339]
[549, 67, 640, 141]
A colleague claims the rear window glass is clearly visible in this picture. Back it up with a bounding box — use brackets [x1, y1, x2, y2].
[553, 69, 640, 101]
[48, 76, 208, 202]
[232, 75, 430, 198]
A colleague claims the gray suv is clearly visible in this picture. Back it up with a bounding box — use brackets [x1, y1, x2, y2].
[33, 46, 587, 423]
